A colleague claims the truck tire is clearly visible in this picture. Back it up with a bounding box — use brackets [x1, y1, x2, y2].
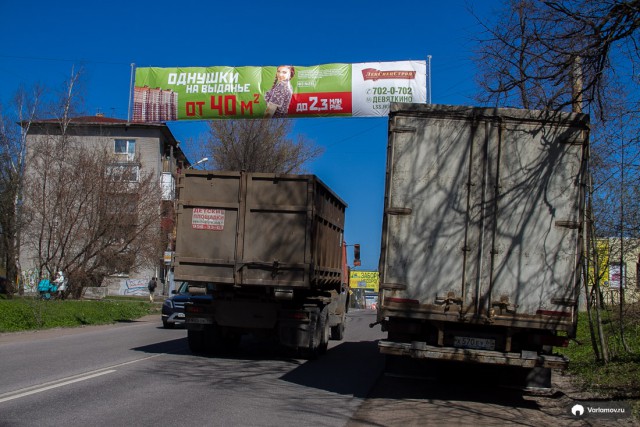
[330, 321, 345, 341]
[188, 330, 206, 353]
[330, 311, 346, 340]
[299, 307, 328, 359]
[318, 305, 330, 354]
[218, 328, 241, 353]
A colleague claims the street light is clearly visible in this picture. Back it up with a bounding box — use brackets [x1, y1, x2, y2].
[188, 157, 208, 170]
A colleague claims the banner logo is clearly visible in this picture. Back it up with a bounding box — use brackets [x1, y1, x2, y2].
[361, 69, 417, 81]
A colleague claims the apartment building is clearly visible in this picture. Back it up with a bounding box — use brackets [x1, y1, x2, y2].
[20, 114, 189, 296]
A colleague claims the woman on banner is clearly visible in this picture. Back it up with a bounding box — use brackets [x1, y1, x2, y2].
[264, 65, 295, 118]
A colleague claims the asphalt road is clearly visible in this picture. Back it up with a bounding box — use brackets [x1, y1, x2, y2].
[0, 309, 386, 427]
[0, 310, 635, 427]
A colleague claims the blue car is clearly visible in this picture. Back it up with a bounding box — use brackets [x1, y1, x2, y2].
[161, 282, 192, 328]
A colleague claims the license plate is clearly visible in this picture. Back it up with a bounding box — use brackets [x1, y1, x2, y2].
[454, 336, 495, 351]
[186, 317, 213, 325]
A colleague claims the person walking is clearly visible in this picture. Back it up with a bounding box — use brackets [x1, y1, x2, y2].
[147, 277, 158, 303]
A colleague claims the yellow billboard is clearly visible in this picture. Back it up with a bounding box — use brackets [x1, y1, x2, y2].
[350, 271, 379, 291]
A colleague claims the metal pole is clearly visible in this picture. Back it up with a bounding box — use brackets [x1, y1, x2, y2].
[427, 55, 432, 104]
[127, 63, 135, 122]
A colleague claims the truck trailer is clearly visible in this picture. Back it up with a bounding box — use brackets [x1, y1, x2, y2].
[173, 170, 350, 358]
[376, 103, 589, 386]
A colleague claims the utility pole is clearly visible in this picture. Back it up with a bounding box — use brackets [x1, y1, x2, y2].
[571, 56, 583, 113]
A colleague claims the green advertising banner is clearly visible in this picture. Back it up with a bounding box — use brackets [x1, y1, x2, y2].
[132, 61, 426, 122]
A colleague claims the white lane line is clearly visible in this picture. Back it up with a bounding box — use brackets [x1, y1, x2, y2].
[0, 354, 162, 404]
[0, 370, 115, 403]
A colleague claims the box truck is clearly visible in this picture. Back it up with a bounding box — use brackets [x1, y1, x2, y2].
[376, 103, 589, 386]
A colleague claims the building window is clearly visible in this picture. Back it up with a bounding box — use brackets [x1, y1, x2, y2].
[114, 139, 135, 161]
[107, 163, 140, 182]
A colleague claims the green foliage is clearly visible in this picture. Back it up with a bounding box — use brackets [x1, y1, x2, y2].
[559, 310, 640, 418]
[0, 298, 158, 332]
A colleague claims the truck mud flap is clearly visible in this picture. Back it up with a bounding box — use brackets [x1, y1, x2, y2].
[378, 340, 568, 369]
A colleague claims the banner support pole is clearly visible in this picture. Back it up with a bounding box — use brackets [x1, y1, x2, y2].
[127, 63, 135, 122]
[427, 55, 432, 104]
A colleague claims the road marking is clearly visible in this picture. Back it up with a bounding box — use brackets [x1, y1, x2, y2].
[0, 354, 162, 404]
[0, 370, 116, 403]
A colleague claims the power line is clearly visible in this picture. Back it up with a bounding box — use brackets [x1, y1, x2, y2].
[0, 54, 130, 66]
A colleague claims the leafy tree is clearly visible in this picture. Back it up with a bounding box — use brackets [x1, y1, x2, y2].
[203, 119, 323, 173]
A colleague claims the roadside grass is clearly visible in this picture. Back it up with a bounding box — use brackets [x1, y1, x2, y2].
[0, 295, 159, 332]
[559, 309, 640, 419]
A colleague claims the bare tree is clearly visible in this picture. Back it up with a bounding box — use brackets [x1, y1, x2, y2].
[0, 85, 44, 295]
[473, 0, 640, 117]
[18, 72, 164, 296]
[203, 119, 323, 173]
[21, 139, 163, 294]
[473, 0, 640, 361]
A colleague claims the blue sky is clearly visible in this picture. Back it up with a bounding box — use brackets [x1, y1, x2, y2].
[1, 0, 501, 270]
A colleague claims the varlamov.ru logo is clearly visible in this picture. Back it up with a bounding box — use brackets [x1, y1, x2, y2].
[570, 401, 631, 419]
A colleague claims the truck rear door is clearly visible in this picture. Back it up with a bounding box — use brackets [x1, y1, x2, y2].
[380, 104, 587, 326]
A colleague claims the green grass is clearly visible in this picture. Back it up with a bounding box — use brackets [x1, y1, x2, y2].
[0, 296, 159, 332]
[559, 310, 640, 419]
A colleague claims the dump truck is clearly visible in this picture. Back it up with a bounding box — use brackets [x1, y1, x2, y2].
[173, 171, 350, 357]
[376, 103, 589, 387]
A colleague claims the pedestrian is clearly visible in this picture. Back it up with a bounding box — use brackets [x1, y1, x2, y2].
[54, 270, 67, 299]
[148, 277, 158, 303]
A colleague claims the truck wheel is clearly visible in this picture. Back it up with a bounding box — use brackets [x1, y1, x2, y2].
[318, 305, 330, 354]
[218, 328, 241, 353]
[330, 322, 345, 341]
[162, 319, 174, 329]
[300, 307, 324, 359]
[188, 330, 206, 353]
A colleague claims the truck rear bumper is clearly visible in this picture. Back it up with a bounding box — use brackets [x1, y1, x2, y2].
[378, 340, 568, 369]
